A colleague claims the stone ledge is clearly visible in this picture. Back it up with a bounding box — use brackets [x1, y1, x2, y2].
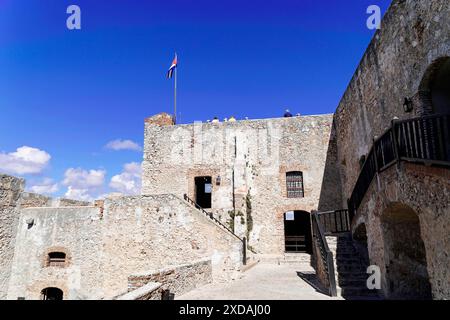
[129, 257, 211, 280]
[115, 282, 162, 300]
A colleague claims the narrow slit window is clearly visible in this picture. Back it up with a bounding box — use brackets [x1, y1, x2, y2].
[286, 171, 304, 198]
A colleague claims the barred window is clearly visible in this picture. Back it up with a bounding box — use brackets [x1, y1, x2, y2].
[286, 171, 304, 198]
[47, 252, 66, 267]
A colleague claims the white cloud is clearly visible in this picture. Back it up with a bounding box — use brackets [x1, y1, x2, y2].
[63, 168, 105, 189]
[28, 178, 59, 195]
[63, 168, 106, 201]
[0, 146, 51, 175]
[64, 187, 93, 202]
[109, 162, 142, 195]
[105, 139, 142, 152]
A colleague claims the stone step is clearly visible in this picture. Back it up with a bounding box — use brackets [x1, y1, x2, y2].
[335, 253, 359, 259]
[256, 253, 311, 264]
[282, 253, 311, 264]
[340, 286, 381, 297]
[336, 258, 362, 265]
[337, 270, 368, 278]
[335, 267, 367, 276]
[338, 277, 368, 287]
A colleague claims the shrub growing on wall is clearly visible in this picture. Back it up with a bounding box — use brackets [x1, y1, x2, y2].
[246, 190, 253, 239]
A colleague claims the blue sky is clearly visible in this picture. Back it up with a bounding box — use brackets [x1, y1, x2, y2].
[0, 0, 391, 200]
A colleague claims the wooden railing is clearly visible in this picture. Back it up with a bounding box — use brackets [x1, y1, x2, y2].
[311, 212, 337, 297]
[285, 236, 307, 252]
[348, 113, 450, 223]
[317, 209, 351, 235]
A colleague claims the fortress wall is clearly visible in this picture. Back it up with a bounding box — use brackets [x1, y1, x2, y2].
[100, 194, 242, 298]
[0, 174, 24, 299]
[355, 163, 450, 299]
[332, 0, 450, 299]
[7, 194, 242, 299]
[6, 206, 104, 300]
[19, 192, 92, 208]
[142, 114, 339, 254]
[334, 0, 450, 202]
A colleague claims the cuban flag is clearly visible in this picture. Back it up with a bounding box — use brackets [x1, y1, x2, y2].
[167, 54, 177, 79]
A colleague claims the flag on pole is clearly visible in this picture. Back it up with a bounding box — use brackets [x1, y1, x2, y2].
[167, 54, 178, 79]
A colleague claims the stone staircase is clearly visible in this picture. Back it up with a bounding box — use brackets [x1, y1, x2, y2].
[257, 253, 311, 265]
[327, 234, 382, 300]
[183, 194, 242, 241]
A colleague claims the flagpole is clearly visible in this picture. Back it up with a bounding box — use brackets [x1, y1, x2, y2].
[174, 61, 177, 124]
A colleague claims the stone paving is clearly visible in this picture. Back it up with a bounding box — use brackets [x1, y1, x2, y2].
[177, 262, 343, 300]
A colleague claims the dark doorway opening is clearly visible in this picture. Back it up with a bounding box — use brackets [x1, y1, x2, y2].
[419, 56, 450, 115]
[195, 176, 212, 209]
[284, 211, 312, 253]
[382, 203, 432, 300]
[353, 223, 370, 266]
[429, 57, 450, 115]
[41, 287, 63, 300]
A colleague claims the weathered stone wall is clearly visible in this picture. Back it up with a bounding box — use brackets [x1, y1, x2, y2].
[127, 258, 212, 298]
[6, 206, 104, 300]
[142, 114, 336, 255]
[330, 0, 450, 299]
[19, 192, 91, 208]
[354, 163, 449, 299]
[115, 282, 162, 300]
[19, 192, 52, 208]
[58, 198, 91, 207]
[7, 194, 241, 299]
[100, 194, 242, 297]
[334, 0, 450, 203]
[0, 174, 24, 299]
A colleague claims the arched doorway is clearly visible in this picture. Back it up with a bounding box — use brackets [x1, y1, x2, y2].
[353, 223, 369, 266]
[41, 287, 63, 300]
[381, 203, 432, 299]
[418, 56, 450, 115]
[284, 210, 312, 254]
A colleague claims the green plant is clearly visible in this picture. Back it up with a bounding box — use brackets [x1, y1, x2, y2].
[245, 190, 253, 239]
[228, 210, 235, 232]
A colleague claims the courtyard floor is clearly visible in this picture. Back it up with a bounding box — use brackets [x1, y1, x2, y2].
[176, 262, 343, 300]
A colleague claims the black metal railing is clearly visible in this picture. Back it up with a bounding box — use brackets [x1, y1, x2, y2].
[183, 193, 252, 264]
[183, 193, 241, 240]
[348, 113, 450, 223]
[317, 209, 351, 235]
[311, 212, 337, 297]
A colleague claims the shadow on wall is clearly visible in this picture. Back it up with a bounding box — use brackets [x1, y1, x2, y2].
[317, 120, 344, 212]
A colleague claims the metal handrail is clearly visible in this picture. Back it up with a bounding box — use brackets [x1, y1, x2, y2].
[311, 212, 337, 297]
[183, 194, 242, 241]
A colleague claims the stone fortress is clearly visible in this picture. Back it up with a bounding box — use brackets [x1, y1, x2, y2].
[0, 0, 449, 300]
